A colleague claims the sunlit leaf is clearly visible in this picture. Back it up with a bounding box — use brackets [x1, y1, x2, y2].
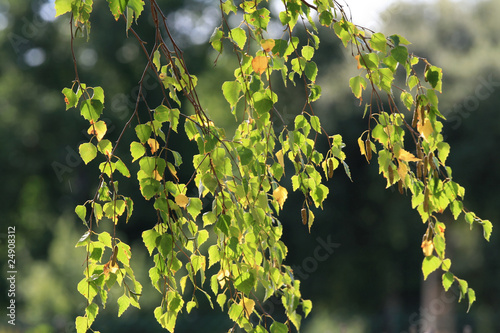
[422, 255, 441, 280]
[273, 186, 288, 210]
[349, 75, 366, 99]
[230, 27, 246, 49]
[239, 297, 255, 319]
[418, 117, 433, 141]
[222, 81, 241, 108]
[117, 294, 130, 317]
[397, 148, 420, 162]
[252, 56, 268, 75]
[261, 39, 275, 52]
[175, 194, 189, 208]
[79, 142, 97, 165]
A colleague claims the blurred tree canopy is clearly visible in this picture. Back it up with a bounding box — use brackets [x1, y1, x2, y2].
[0, 0, 499, 332]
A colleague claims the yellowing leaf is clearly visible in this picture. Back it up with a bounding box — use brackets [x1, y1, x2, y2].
[252, 56, 268, 75]
[261, 39, 275, 53]
[397, 161, 408, 180]
[357, 137, 366, 156]
[418, 117, 433, 141]
[217, 269, 230, 289]
[175, 194, 189, 208]
[87, 121, 107, 141]
[273, 186, 288, 210]
[276, 149, 285, 169]
[397, 148, 420, 162]
[153, 169, 163, 181]
[354, 54, 363, 69]
[421, 240, 434, 257]
[147, 138, 159, 153]
[239, 297, 255, 319]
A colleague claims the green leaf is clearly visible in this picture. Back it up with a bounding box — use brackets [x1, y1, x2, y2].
[222, 0, 237, 14]
[98, 231, 112, 248]
[201, 173, 218, 194]
[210, 28, 224, 53]
[305, 61, 318, 82]
[216, 294, 226, 311]
[75, 205, 87, 222]
[237, 146, 254, 165]
[390, 45, 408, 64]
[234, 271, 255, 296]
[222, 81, 241, 108]
[422, 255, 441, 280]
[79, 142, 97, 164]
[301, 45, 314, 61]
[400, 91, 414, 110]
[230, 27, 246, 49]
[130, 142, 145, 162]
[349, 76, 366, 99]
[481, 219, 493, 241]
[370, 32, 387, 52]
[97, 139, 113, 156]
[310, 116, 321, 133]
[450, 200, 463, 220]
[467, 288, 476, 312]
[187, 197, 203, 220]
[107, 0, 127, 19]
[55, 0, 72, 16]
[319, 11, 333, 26]
[75, 316, 89, 333]
[245, 8, 270, 30]
[309, 84, 321, 102]
[252, 91, 273, 115]
[458, 278, 468, 301]
[425, 65, 443, 92]
[115, 159, 130, 177]
[186, 300, 196, 314]
[75, 231, 91, 247]
[158, 234, 173, 259]
[81, 99, 103, 122]
[270, 322, 288, 333]
[442, 272, 454, 291]
[228, 302, 243, 322]
[155, 105, 180, 132]
[62, 87, 78, 110]
[142, 229, 160, 256]
[389, 34, 411, 46]
[302, 299, 312, 317]
[117, 294, 131, 317]
[126, 0, 144, 24]
[135, 124, 152, 143]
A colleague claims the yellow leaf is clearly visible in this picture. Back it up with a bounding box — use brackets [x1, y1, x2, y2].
[153, 169, 163, 181]
[217, 269, 230, 289]
[397, 161, 408, 180]
[261, 39, 275, 53]
[354, 55, 363, 69]
[421, 240, 434, 257]
[397, 148, 421, 162]
[175, 194, 189, 208]
[252, 56, 268, 75]
[273, 186, 288, 210]
[357, 137, 366, 156]
[167, 163, 178, 182]
[147, 138, 159, 153]
[87, 121, 107, 141]
[239, 297, 255, 319]
[418, 117, 433, 141]
[276, 149, 285, 169]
